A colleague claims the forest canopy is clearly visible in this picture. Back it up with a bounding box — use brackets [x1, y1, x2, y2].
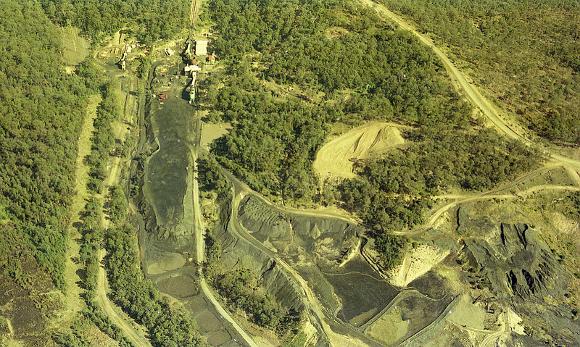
[0, 1, 91, 288]
[39, 0, 190, 43]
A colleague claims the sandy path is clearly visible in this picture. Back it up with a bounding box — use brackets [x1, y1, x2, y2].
[58, 95, 101, 327]
[357, 0, 580, 170]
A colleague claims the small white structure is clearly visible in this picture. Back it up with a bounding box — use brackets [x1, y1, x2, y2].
[195, 40, 209, 56]
[164, 48, 175, 56]
[188, 72, 197, 104]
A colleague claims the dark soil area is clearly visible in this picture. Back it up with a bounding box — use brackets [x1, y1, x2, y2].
[144, 82, 194, 228]
[409, 271, 450, 300]
[157, 274, 198, 299]
[397, 293, 454, 341]
[324, 258, 399, 326]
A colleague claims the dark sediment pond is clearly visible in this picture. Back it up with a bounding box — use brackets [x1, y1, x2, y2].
[324, 257, 399, 326]
[144, 85, 193, 227]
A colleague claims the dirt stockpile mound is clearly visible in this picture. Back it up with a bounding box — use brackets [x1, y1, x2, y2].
[313, 122, 404, 182]
[460, 223, 561, 300]
[457, 220, 579, 345]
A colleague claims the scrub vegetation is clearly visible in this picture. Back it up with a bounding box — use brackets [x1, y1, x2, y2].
[380, 0, 580, 144]
[202, 0, 539, 269]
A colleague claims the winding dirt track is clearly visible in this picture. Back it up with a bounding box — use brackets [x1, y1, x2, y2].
[95, 153, 152, 347]
[94, 75, 152, 346]
[192, 121, 258, 347]
[358, 0, 580, 171]
[97, 250, 151, 347]
[58, 95, 101, 328]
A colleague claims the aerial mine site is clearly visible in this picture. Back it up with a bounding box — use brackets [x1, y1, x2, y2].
[0, 0, 579, 346]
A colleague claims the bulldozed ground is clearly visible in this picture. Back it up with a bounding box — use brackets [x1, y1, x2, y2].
[313, 121, 405, 182]
[144, 77, 195, 234]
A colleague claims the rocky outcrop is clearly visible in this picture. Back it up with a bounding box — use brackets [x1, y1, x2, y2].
[237, 195, 362, 268]
[458, 223, 560, 300]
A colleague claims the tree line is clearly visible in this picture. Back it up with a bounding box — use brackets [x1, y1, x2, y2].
[0, 0, 92, 290]
[39, 0, 190, 43]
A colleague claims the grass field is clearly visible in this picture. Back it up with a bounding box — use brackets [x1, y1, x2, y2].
[200, 122, 231, 151]
[61, 26, 90, 66]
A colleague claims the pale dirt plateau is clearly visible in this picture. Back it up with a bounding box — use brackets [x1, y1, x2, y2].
[313, 122, 404, 182]
[201, 122, 231, 151]
[389, 245, 450, 287]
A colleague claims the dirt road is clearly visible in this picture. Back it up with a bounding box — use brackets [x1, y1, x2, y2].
[92, 73, 151, 346]
[358, 0, 580, 170]
[199, 278, 257, 347]
[97, 250, 152, 347]
[58, 95, 101, 327]
[93, 153, 152, 346]
[399, 184, 580, 237]
[192, 121, 257, 347]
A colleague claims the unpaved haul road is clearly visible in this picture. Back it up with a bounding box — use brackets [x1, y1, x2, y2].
[192, 120, 257, 347]
[97, 250, 152, 347]
[94, 74, 152, 347]
[358, 0, 580, 170]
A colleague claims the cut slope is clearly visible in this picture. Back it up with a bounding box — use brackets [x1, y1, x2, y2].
[389, 244, 450, 287]
[314, 122, 404, 181]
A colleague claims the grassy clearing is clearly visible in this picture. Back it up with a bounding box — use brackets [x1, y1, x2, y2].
[200, 122, 231, 151]
[58, 94, 101, 326]
[61, 26, 90, 66]
[313, 122, 405, 182]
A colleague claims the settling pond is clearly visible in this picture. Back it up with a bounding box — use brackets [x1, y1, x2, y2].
[144, 84, 194, 227]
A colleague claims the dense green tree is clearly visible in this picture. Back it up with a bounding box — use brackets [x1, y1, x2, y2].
[0, 0, 91, 288]
[39, 0, 190, 43]
[381, 0, 580, 143]
[202, 0, 540, 269]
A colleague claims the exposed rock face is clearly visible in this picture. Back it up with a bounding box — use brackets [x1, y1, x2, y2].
[214, 198, 306, 314]
[460, 223, 559, 300]
[237, 195, 362, 268]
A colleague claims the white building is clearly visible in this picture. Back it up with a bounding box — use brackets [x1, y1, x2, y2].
[195, 40, 209, 56]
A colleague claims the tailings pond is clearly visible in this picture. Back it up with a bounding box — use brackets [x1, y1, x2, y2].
[144, 82, 193, 231]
